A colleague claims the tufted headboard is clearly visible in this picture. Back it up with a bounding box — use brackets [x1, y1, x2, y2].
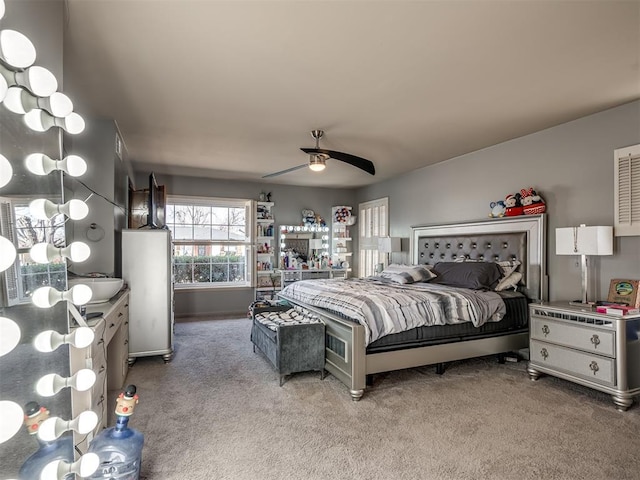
[411, 215, 547, 301]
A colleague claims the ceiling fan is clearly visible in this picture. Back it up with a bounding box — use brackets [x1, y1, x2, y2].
[262, 130, 376, 178]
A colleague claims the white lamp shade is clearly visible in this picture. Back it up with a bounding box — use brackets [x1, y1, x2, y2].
[556, 225, 613, 256]
[377, 237, 402, 253]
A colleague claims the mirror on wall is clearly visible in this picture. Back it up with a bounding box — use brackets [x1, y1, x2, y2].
[279, 225, 330, 270]
[0, 109, 72, 476]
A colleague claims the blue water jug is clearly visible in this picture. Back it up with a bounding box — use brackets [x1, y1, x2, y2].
[88, 385, 144, 479]
[18, 401, 75, 480]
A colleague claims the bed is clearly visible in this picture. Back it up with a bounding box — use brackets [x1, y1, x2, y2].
[278, 215, 547, 400]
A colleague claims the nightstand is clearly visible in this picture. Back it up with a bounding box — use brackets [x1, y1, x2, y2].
[527, 301, 640, 411]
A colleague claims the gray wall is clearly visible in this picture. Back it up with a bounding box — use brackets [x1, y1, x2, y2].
[132, 171, 357, 317]
[65, 119, 130, 277]
[358, 100, 640, 303]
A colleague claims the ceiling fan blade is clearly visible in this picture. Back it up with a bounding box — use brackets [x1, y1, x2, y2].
[262, 163, 308, 178]
[301, 148, 375, 176]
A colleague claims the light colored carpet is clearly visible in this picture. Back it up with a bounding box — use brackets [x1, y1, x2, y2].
[121, 318, 640, 480]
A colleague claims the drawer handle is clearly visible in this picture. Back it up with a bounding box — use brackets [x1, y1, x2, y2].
[124, 340, 128, 345]
[118, 312, 123, 317]
[541, 325, 550, 337]
[125, 303, 129, 307]
[589, 361, 599, 375]
[109, 323, 115, 329]
[540, 348, 549, 360]
[590, 334, 600, 349]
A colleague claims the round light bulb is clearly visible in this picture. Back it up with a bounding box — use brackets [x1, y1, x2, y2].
[42, 92, 73, 117]
[0, 72, 6, 102]
[2, 85, 27, 113]
[25, 153, 87, 177]
[14, 65, 57, 97]
[34, 327, 95, 353]
[0, 29, 36, 69]
[23, 109, 85, 134]
[0, 316, 21, 357]
[63, 112, 85, 134]
[0, 400, 23, 444]
[0, 153, 12, 188]
[36, 369, 96, 397]
[29, 198, 89, 221]
[30, 241, 91, 264]
[0, 235, 16, 272]
[32, 284, 93, 308]
[0, 0, 5, 20]
[38, 410, 99, 442]
[41, 453, 99, 480]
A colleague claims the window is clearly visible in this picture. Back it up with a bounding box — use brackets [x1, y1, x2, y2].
[166, 196, 253, 288]
[614, 143, 640, 236]
[0, 197, 67, 305]
[358, 197, 389, 278]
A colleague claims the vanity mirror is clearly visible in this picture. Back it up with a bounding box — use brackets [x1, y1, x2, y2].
[0, 1, 100, 477]
[279, 224, 330, 270]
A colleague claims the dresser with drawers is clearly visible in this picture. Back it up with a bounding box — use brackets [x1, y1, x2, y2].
[527, 302, 640, 411]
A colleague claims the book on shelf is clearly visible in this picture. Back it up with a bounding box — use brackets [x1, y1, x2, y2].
[596, 305, 640, 316]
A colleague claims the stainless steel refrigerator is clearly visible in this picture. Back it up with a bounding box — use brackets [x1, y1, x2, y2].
[121, 229, 174, 363]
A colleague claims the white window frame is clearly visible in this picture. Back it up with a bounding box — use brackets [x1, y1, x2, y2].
[166, 195, 254, 289]
[0, 196, 66, 305]
[358, 197, 389, 278]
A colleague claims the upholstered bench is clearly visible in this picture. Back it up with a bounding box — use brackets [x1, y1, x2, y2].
[250, 303, 325, 386]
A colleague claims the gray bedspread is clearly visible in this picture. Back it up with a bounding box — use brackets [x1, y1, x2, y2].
[279, 278, 506, 346]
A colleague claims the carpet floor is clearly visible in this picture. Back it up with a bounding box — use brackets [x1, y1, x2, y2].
[121, 318, 640, 480]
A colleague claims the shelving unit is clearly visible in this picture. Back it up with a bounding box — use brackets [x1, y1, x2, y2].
[331, 206, 354, 279]
[255, 201, 280, 300]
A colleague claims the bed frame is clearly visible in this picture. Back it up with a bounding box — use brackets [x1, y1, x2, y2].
[280, 215, 547, 400]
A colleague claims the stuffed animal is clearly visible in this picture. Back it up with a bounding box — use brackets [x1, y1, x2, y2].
[302, 209, 316, 226]
[504, 193, 523, 216]
[489, 200, 506, 218]
[520, 187, 546, 214]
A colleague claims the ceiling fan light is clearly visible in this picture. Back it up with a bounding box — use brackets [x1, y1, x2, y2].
[308, 155, 326, 172]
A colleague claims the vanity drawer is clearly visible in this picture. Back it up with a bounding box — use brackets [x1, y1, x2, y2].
[530, 317, 615, 357]
[530, 339, 615, 386]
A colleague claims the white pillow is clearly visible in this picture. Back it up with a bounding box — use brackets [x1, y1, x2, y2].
[379, 264, 436, 284]
[495, 271, 523, 291]
[496, 260, 521, 278]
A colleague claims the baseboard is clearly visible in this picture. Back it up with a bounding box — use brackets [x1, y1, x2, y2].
[175, 311, 248, 322]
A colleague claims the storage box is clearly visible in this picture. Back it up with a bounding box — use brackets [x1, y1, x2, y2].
[607, 279, 640, 308]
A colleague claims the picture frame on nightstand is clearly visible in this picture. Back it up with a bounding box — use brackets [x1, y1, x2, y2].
[607, 279, 640, 308]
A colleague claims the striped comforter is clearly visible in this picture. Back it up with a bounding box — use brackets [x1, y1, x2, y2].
[279, 278, 506, 346]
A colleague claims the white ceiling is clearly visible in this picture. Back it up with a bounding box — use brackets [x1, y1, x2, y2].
[62, 0, 640, 188]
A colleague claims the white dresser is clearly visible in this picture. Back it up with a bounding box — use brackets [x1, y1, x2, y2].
[527, 302, 640, 411]
[70, 290, 130, 451]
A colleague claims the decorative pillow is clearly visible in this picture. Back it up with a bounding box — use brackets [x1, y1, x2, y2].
[379, 264, 436, 284]
[429, 262, 503, 290]
[495, 260, 521, 278]
[495, 271, 523, 292]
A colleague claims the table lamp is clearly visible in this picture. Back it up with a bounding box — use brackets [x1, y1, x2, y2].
[377, 237, 402, 273]
[555, 225, 613, 305]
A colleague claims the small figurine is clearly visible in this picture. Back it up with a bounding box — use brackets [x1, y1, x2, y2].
[23, 402, 49, 435]
[115, 384, 139, 417]
[266, 192, 272, 202]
